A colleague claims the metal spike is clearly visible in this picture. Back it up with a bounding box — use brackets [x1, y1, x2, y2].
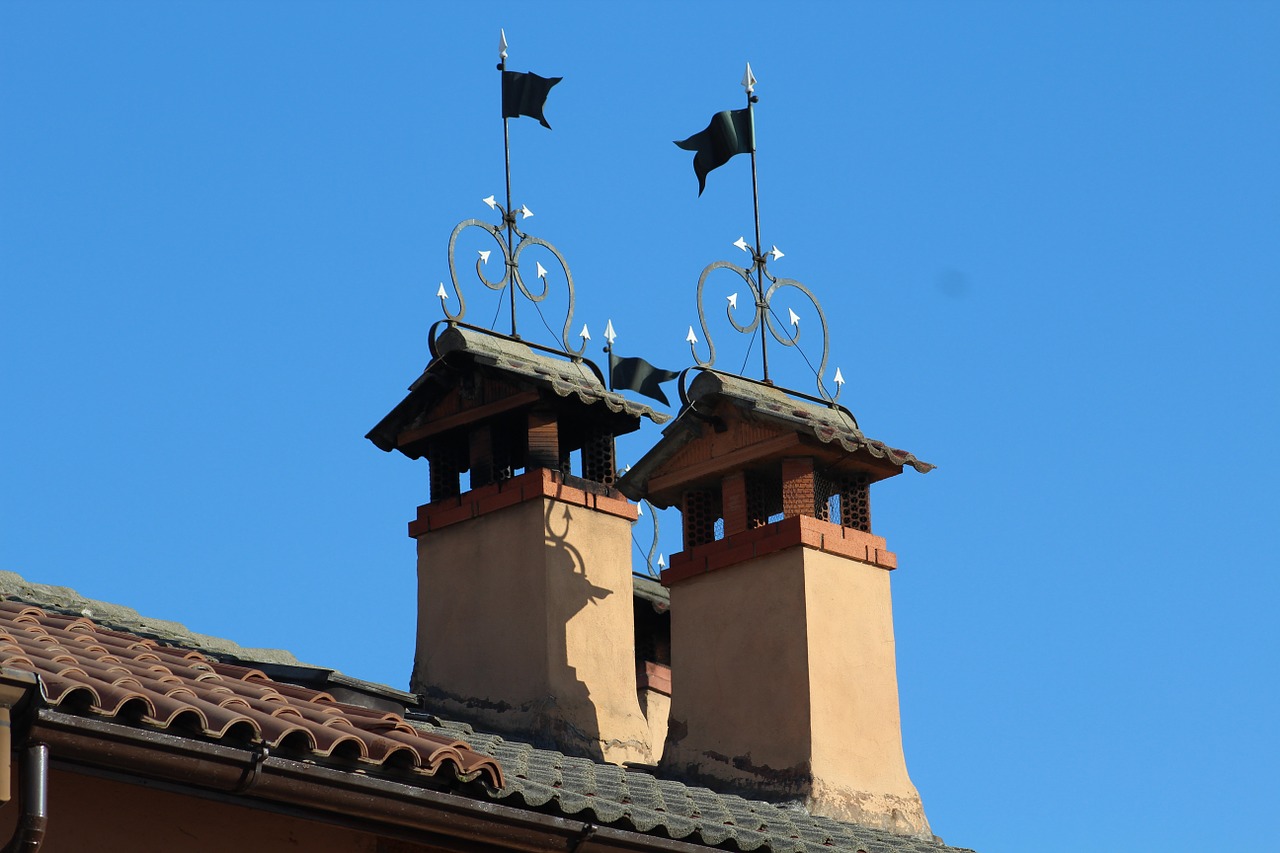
[727, 292, 738, 309]
[658, 554, 666, 570]
[436, 283, 448, 300]
[636, 503, 644, 516]
[686, 326, 698, 344]
[536, 261, 548, 279]
[834, 368, 845, 386]
[742, 62, 756, 94]
[499, 29, 508, 60]
[770, 245, 785, 261]
[788, 308, 800, 326]
[733, 236, 750, 253]
[579, 324, 590, 342]
[604, 320, 617, 345]
[483, 195, 497, 209]
[478, 249, 491, 264]
[520, 204, 534, 219]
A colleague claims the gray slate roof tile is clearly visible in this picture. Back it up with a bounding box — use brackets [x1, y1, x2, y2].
[414, 717, 974, 853]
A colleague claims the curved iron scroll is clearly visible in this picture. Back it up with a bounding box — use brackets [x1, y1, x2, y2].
[688, 257, 840, 403]
[440, 201, 582, 357]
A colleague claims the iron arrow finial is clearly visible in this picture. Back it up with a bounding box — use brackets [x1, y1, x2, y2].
[686, 326, 698, 344]
[733, 236, 750, 253]
[770, 245, 785, 261]
[437, 282, 448, 300]
[536, 261, 549, 280]
[520, 204, 534, 219]
[499, 29, 508, 61]
[727, 292, 738, 309]
[604, 319, 617, 345]
[483, 195, 497, 209]
[742, 61, 756, 95]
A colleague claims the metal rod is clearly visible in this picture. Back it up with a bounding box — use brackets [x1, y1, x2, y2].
[501, 62, 517, 338]
[747, 88, 768, 383]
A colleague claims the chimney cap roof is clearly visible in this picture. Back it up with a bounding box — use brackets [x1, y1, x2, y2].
[367, 325, 668, 454]
[617, 369, 932, 505]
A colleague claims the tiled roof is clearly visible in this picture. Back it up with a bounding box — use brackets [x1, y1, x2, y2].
[619, 371, 931, 504]
[414, 717, 973, 853]
[431, 326, 669, 423]
[0, 598, 503, 790]
[0, 574, 972, 853]
[367, 325, 667, 453]
[696, 372, 933, 472]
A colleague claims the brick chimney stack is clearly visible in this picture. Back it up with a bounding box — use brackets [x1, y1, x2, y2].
[618, 370, 935, 836]
[368, 326, 667, 764]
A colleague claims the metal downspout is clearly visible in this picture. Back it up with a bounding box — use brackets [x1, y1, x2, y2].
[0, 670, 47, 853]
[0, 744, 48, 853]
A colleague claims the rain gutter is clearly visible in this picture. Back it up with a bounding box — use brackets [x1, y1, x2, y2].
[28, 709, 711, 853]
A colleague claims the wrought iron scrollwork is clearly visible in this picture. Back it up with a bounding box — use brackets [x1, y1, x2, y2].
[439, 199, 582, 357]
[689, 251, 840, 403]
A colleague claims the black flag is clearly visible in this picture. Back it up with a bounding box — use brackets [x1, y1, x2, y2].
[502, 71, 561, 129]
[609, 352, 679, 406]
[674, 108, 755, 195]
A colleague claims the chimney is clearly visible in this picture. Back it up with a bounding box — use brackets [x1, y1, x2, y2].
[367, 325, 666, 764]
[617, 370, 935, 836]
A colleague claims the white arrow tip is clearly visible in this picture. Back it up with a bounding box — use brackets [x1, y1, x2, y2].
[770, 245, 785, 261]
[727, 292, 738, 309]
[834, 367, 845, 386]
[658, 554, 666, 570]
[520, 204, 534, 219]
[788, 308, 801, 326]
[499, 29, 508, 59]
[536, 261, 548, 279]
[636, 502, 644, 516]
[686, 326, 698, 344]
[579, 324, 590, 341]
[478, 249, 491, 264]
[604, 319, 617, 344]
[742, 61, 756, 94]
[733, 236, 750, 253]
[482, 195, 497, 209]
[436, 283, 448, 300]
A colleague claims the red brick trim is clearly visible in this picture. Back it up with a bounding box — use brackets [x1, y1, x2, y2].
[637, 661, 672, 696]
[661, 515, 896, 586]
[408, 468, 637, 537]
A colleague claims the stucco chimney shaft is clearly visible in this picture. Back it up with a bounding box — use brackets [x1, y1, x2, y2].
[410, 467, 653, 765]
[616, 371, 934, 836]
[368, 328, 663, 765]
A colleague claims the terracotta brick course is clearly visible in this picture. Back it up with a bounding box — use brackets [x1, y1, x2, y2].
[410, 468, 637, 535]
[639, 661, 673, 696]
[661, 514, 897, 586]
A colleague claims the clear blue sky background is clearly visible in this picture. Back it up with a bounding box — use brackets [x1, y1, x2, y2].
[3, 4, 1277, 852]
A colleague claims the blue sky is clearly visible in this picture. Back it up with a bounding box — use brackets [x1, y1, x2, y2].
[3, 3, 1277, 852]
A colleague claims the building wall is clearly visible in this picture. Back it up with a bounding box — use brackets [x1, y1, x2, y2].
[0, 767, 449, 853]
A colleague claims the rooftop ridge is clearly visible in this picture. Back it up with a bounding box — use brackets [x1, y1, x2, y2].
[0, 570, 301, 666]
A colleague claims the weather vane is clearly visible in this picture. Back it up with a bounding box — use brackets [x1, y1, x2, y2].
[676, 63, 844, 404]
[435, 30, 586, 356]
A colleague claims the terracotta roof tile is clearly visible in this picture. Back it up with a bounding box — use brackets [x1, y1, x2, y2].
[0, 599, 502, 789]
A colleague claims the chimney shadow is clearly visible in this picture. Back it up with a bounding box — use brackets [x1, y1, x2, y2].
[538, 499, 610, 762]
